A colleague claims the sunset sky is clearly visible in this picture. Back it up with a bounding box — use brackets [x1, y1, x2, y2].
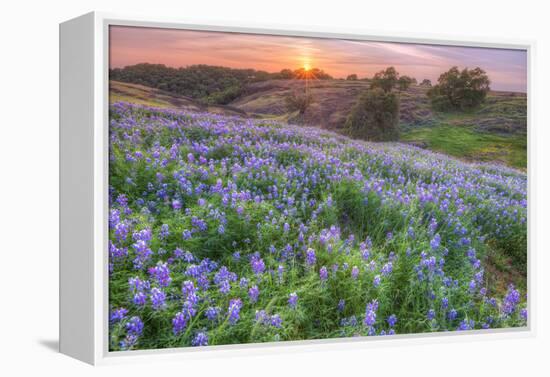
[110, 26, 527, 92]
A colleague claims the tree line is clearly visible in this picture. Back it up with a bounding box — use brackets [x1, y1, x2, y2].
[110, 63, 332, 105]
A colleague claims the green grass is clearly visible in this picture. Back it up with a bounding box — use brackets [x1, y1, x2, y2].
[401, 124, 526, 169]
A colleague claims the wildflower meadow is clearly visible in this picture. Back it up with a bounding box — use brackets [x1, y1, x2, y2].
[108, 102, 527, 351]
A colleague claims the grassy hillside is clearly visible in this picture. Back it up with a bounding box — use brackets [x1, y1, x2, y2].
[110, 81, 247, 117]
[109, 79, 527, 169]
[235, 80, 526, 169]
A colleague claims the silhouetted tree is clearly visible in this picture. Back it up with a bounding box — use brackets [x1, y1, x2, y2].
[293, 67, 333, 80]
[346, 74, 358, 81]
[278, 69, 294, 79]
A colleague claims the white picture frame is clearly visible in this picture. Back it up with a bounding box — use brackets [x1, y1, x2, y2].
[59, 11, 535, 365]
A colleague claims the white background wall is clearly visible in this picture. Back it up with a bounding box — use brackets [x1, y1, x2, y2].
[0, 0, 548, 375]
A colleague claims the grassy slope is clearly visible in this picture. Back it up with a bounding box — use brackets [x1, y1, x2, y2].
[234, 80, 527, 169]
[110, 81, 248, 117]
[399, 90, 527, 169]
[110, 79, 527, 169]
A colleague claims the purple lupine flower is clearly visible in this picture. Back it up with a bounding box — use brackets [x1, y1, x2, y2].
[150, 287, 166, 310]
[219, 280, 231, 295]
[364, 300, 378, 327]
[441, 297, 449, 309]
[520, 308, 528, 321]
[457, 319, 474, 331]
[109, 241, 128, 263]
[126, 316, 144, 336]
[248, 285, 260, 303]
[428, 217, 438, 234]
[430, 234, 441, 251]
[288, 292, 298, 309]
[351, 266, 359, 280]
[387, 314, 397, 328]
[283, 222, 290, 233]
[191, 331, 208, 346]
[306, 248, 316, 266]
[182, 229, 192, 240]
[214, 266, 237, 294]
[381, 262, 393, 276]
[270, 314, 282, 328]
[182, 280, 199, 306]
[159, 224, 170, 240]
[474, 270, 484, 284]
[338, 299, 346, 312]
[191, 216, 207, 232]
[185, 264, 200, 278]
[133, 292, 147, 306]
[448, 309, 457, 321]
[255, 310, 268, 324]
[205, 306, 221, 322]
[197, 274, 210, 291]
[228, 298, 243, 325]
[114, 221, 129, 241]
[502, 284, 521, 316]
[129, 276, 150, 293]
[373, 275, 381, 287]
[120, 335, 139, 350]
[172, 312, 188, 335]
[251, 255, 266, 275]
[277, 265, 284, 282]
[319, 266, 328, 282]
[172, 199, 182, 210]
[110, 308, 128, 324]
[149, 262, 172, 287]
[132, 239, 153, 270]
[239, 277, 249, 288]
[468, 279, 477, 294]
[427, 309, 436, 321]
[361, 244, 370, 261]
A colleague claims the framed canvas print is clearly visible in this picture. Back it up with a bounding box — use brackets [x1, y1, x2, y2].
[60, 12, 533, 365]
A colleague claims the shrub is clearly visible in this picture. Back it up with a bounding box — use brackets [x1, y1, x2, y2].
[397, 76, 413, 91]
[427, 67, 490, 111]
[346, 74, 358, 81]
[345, 88, 400, 141]
[370, 67, 399, 93]
[420, 79, 432, 87]
[205, 85, 243, 104]
[285, 91, 314, 114]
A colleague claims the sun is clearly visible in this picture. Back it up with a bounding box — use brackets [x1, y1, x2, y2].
[303, 63, 311, 71]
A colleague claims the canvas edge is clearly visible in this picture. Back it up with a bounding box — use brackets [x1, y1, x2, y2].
[59, 11, 97, 365]
[58, 10, 536, 366]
